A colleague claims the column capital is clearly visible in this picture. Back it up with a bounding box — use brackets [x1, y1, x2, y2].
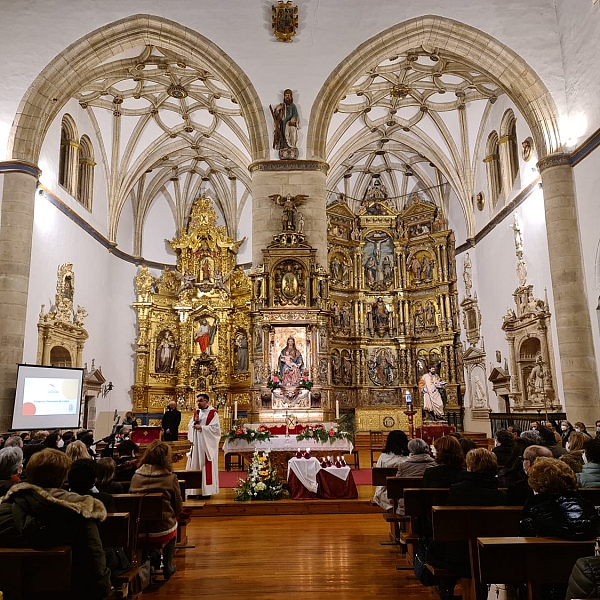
[0, 160, 41, 178]
[537, 153, 571, 173]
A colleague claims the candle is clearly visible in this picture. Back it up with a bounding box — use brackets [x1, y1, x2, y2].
[405, 390, 412, 405]
[234, 401, 238, 421]
[306, 447, 311, 454]
[335, 399, 340, 419]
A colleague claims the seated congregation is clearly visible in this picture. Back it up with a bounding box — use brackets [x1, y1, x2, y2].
[372, 422, 600, 600]
[0, 428, 183, 600]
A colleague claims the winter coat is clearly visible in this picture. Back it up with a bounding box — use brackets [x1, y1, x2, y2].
[0, 482, 111, 600]
[492, 445, 513, 468]
[447, 471, 507, 506]
[372, 453, 408, 511]
[566, 556, 600, 600]
[520, 492, 600, 540]
[129, 464, 183, 537]
[577, 462, 600, 488]
[422, 464, 465, 488]
[506, 477, 534, 506]
[561, 450, 584, 474]
[396, 453, 436, 477]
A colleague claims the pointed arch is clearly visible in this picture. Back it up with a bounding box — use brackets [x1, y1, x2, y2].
[59, 114, 79, 195]
[307, 15, 561, 163]
[9, 14, 269, 164]
[484, 131, 502, 210]
[77, 134, 95, 210]
[499, 109, 520, 191]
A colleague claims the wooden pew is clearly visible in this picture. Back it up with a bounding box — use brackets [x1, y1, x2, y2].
[478, 537, 595, 600]
[384, 476, 423, 556]
[402, 487, 450, 549]
[577, 487, 600, 506]
[111, 493, 164, 564]
[371, 467, 398, 487]
[0, 546, 72, 599]
[98, 512, 130, 548]
[429, 506, 522, 600]
[173, 469, 203, 493]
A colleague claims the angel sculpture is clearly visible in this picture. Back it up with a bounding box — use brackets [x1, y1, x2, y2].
[269, 193, 308, 232]
[175, 270, 198, 295]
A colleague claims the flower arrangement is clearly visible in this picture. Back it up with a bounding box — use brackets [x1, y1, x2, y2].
[224, 425, 273, 444]
[267, 371, 281, 390]
[295, 425, 353, 445]
[234, 449, 283, 501]
[298, 369, 314, 390]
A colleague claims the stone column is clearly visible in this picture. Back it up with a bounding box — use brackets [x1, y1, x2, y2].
[249, 160, 328, 266]
[538, 154, 600, 424]
[0, 161, 41, 431]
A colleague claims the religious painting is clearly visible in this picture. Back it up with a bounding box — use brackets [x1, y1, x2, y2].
[329, 252, 351, 287]
[194, 316, 217, 356]
[367, 347, 397, 386]
[407, 251, 435, 285]
[155, 329, 177, 373]
[273, 260, 306, 306]
[363, 231, 394, 290]
[272, 326, 307, 386]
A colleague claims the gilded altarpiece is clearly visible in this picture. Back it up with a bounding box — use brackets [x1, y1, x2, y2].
[248, 212, 330, 423]
[327, 184, 463, 432]
[132, 198, 251, 428]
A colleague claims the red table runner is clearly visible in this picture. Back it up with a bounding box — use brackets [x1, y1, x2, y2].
[288, 468, 358, 500]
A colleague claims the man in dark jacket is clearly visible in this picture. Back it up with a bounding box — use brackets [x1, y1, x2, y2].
[162, 401, 182, 442]
[537, 425, 567, 458]
[0, 449, 111, 600]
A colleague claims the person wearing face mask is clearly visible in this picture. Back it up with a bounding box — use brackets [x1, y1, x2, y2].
[536, 425, 567, 458]
[595, 420, 600, 439]
[560, 420, 574, 447]
[560, 432, 587, 474]
[577, 438, 600, 487]
[574, 421, 592, 438]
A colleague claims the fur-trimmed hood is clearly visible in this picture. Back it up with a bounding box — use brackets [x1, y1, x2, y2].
[0, 482, 107, 521]
[134, 464, 172, 478]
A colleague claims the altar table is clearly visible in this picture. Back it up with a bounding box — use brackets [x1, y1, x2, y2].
[287, 457, 358, 500]
[222, 436, 353, 455]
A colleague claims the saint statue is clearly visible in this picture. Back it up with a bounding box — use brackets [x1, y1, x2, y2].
[155, 330, 177, 373]
[278, 337, 304, 386]
[235, 333, 249, 372]
[463, 252, 472, 298]
[195, 318, 216, 355]
[270, 89, 299, 157]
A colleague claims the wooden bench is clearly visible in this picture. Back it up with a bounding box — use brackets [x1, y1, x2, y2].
[371, 467, 398, 487]
[112, 493, 164, 564]
[577, 487, 600, 506]
[429, 506, 522, 600]
[402, 487, 450, 548]
[478, 537, 595, 600]
[173, 469, 203, 493]
[384, 476, 423, 556]
[0, 546, 72, 599]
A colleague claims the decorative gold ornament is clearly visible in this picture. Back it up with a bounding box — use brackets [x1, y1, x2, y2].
[271, 1, 298, 43]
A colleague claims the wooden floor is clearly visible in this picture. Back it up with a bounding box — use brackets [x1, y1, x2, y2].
[143, 513, 438, 600]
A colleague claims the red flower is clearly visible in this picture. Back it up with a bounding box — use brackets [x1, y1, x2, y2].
[235, 428, 243, 435]
[329, 430, 335, 437]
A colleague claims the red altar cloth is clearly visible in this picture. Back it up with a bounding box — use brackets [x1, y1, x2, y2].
[130, 426, 162, 444]
[287, 469, 358, 500]
[416, 424, 456, 445]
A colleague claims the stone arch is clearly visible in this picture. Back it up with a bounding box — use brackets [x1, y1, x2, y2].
[9, 14, 269, 165]
[307, 15, 561, 162]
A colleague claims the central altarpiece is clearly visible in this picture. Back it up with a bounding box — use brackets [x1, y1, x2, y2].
[132, 187, 464, 433]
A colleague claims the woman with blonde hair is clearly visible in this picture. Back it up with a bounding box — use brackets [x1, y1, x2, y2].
[65, 439, 91, 462]
[130, 441, 182, 580]
[423, 436, 465, 487]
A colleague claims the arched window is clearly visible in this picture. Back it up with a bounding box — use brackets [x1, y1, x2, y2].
[499, 109, 520, 191]
[50, 346, 72, 368]
[484, 131, 501, 210]
[77, 135, 95, 210]
[58, 114, 79, 196]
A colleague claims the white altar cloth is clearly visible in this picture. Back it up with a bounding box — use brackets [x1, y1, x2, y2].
[222, 435, 353, 455]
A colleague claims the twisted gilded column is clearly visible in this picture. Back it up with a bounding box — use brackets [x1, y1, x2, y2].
[0, 161, 40, 430]
[538, 154, 599, 424]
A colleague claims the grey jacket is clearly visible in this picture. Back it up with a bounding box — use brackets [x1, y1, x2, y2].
[577, 462, 600, 488]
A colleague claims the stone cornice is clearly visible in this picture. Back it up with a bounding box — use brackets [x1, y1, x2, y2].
[0, 160, 41, 178]
[248, 160, 329, 174]
[537, 153, 570, 172]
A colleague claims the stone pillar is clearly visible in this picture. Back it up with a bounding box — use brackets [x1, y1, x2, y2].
[538, 154, 600, 424]
[0, 161, 41, 431]
[249, 160, 328, 266]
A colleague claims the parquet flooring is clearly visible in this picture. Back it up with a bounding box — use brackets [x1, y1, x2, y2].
[143, 512, 439, 600]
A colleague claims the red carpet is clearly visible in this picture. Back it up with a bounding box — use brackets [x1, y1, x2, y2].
[219, 468, 372, 488]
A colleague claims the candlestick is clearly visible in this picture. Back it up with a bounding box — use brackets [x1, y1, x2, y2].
[234, 401, 238, 421]
[335, 399, 340, 420]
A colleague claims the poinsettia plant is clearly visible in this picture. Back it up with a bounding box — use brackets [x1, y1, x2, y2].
[224, 425, 272, 443]
[295, 424, 353, 445]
